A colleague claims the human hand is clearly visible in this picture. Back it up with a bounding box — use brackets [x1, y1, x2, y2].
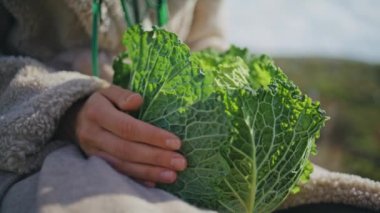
[75, 85, 187, 187]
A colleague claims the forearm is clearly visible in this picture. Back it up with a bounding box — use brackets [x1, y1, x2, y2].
[53, 97, 87, 143]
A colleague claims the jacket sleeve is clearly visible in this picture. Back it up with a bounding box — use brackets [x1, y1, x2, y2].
[185, 0, 229, 51]
[281, 165, 380, 210]
[0, 56, 107, 174]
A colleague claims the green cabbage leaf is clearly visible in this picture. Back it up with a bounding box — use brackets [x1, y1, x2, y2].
[113, 26, 327, 213]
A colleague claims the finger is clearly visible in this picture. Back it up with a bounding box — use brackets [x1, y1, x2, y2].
[143, 181, 156, 188]
[94, 130, 186, 171]
[114, 161, 177, 184]
[134, 178, 156, 188]
[89, 150, 159, 186]
[91, 149, 120, 166]
[96, 101, 182, 150]
[100, 85, 143, 111]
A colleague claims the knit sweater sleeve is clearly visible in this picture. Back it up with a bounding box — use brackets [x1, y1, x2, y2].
[0, 56, 107, 174]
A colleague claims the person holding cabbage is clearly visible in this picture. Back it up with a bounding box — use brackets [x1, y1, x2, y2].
[0, 0, 379, 212]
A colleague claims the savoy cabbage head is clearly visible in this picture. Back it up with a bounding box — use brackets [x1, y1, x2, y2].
[113, 26, 327, 213]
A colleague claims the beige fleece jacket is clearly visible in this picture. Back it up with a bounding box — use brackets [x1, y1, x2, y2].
[1, 0, 228, 81]
[0, 0, 379, 212]
[0, 0, 227, 172]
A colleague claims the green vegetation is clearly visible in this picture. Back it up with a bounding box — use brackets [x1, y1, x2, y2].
[113, 26, 327, 212]
[275, 58, 380, 180]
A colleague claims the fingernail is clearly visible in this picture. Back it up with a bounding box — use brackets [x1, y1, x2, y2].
[171, 156, 186, 171]
[125, 94, 139, 104]
[166, 139, 181, 150]
[160, 170, 176, 182]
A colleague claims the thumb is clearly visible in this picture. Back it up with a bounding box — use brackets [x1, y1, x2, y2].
[123, 93, 144, 111]
[100, 85, 143, 111]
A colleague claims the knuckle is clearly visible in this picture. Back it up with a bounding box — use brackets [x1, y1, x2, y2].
[84, 104, 98, 121]
[119, 118, 136, 139]
[145, 127, 168, 149]
[151, 129, 167, 146]
[88, 92, 101, 103]
[152, 151, 167, 167]
[145, 167, 160, 181]
[118, 141, 132, 160]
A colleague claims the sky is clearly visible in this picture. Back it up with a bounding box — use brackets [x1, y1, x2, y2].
[225, 0, 380, 63]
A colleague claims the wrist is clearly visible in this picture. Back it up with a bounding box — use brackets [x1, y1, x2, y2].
[53, 97, 87, 142]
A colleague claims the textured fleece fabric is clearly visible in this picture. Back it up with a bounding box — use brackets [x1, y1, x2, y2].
[0, 57, 107, 174]
[1, 0, 227, 72]
[0, 56, 107, 202]
[1, 145, 379, 213]
[1, 145, 215, 213]
[281, 166, 380, 210]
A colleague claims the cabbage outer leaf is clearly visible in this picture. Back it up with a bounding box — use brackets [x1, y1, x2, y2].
[113, 26, 327, 213]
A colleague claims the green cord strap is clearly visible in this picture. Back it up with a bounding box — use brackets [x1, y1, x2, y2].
[120, 0, 133, 26]
[91, 0, 101, 77]
[157, 0, 168, 27]
[132, 0, 140, 24]
[91, 0, 169, 77]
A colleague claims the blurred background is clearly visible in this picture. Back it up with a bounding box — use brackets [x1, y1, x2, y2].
[225, 0, 380, 180]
